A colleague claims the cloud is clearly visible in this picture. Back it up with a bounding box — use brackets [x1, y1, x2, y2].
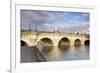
[52, 21, 89, 33]
[21, 10, 89, 33]
[61, 22, 89, 33]
[38, 23, 54, 32]
[35, 22, 89, 34]
[21, 10, 55, 25]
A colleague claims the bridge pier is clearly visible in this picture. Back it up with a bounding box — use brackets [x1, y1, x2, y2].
[70, 39, 75, 46]
[53, 39, 59, 47]
[81, 40, 85, 45]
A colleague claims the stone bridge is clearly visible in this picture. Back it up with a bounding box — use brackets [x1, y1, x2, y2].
[21, 30, 89, 47]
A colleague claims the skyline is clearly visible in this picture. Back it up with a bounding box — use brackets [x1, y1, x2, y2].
[21, 10, 90, 34]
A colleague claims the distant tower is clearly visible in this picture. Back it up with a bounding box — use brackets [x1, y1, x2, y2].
[29, 24, 32, 31]
[54, 25, 57, 32]
[35, 24, 37, 32]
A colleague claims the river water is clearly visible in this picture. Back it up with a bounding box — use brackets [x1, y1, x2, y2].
[21, 46, 89, 63]
[21, 45, 89, 63]
[39, 45, 89, 61]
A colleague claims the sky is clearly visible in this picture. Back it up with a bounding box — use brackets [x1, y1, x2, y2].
[21, 10, 90, 34]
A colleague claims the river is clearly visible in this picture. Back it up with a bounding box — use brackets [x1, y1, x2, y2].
[21, 45, 89, 63]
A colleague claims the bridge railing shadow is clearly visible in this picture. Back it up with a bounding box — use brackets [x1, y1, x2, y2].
[33, 46, 47, 62]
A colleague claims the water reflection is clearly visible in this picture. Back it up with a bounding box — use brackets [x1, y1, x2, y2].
[40, 45, 89, 61]
[21, 42, 89, 62]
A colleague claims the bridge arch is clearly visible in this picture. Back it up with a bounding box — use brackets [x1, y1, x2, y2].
[58, 37, 70, 49]
[36, 38, 54, 46]
[84, 40, 90, 46]
[74, 39, 81, 46]
[21, 40, 28, 46]
[36, 37, 54, 52]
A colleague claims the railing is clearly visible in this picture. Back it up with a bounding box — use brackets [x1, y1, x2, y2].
[34, 46, 47, 62]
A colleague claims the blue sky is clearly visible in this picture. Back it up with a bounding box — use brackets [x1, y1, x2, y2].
[21, 10, 89, 33]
